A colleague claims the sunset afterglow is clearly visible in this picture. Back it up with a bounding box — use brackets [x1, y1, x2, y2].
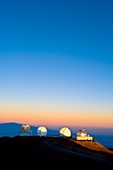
[0, 0, 113, 129]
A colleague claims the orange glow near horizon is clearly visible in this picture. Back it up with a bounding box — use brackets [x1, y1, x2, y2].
[0, 106, 113, 128]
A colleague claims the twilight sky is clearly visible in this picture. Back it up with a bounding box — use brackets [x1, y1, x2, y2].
[0, 0, 113, 128]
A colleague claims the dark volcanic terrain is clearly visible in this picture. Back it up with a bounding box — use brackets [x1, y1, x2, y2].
[0, 136, 113, 169]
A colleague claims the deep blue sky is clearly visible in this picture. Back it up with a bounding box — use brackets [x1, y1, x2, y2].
[0, 0, 113, 127]
[0, 0, 113, 57]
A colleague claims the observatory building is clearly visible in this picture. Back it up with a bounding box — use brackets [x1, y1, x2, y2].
[76, 129, 93, 140]
[20, 124, 31, 136]
[59, 127, 71, 137]
[37, 126, 47, 137]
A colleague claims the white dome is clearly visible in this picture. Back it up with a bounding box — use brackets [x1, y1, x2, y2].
[37, 126, 47, 136]
[59, 127, 71, 137]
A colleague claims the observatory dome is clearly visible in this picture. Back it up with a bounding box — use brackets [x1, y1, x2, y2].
[37, 126, 47, 137]
[77, 129, 87, 137]
[20, 124, 31, 136]
[59, 127, 71, 137]
[76, 129, 93, 140]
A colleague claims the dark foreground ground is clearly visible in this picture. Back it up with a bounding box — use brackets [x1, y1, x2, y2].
[0, 136, 113, 169]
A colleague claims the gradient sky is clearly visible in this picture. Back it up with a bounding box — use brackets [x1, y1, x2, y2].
[0, 0, 113, 128]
